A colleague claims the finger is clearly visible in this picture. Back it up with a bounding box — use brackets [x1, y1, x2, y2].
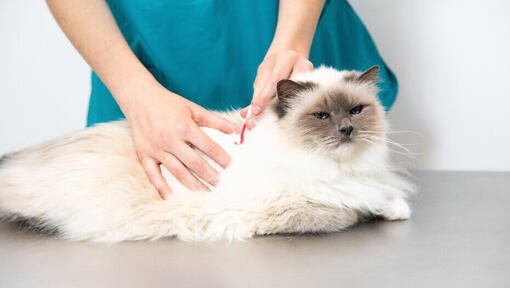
[141, 157, 172, 199]
[245, 118, 257, 130]
[194, 108, 240, 134]
[174, 143, 219, 187]
[251, 64, 273, 117]
[240, 105, 256, 119]
[252, 54, 296, 115]
[187, 126, 230, 169]
[240, 106, 249, 118]
[160, 152, 210, 191]
[253, 60, 273, 95]
[251, 61, 275, 117]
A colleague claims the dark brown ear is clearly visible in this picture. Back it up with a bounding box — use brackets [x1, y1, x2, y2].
[275, 80, 314, 118]
[357, 65, 380, 84]
[277, 80, 306, 101]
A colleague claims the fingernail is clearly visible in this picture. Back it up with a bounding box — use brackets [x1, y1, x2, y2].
[246, 119, 256, 129]
[251, 105, 262, 116]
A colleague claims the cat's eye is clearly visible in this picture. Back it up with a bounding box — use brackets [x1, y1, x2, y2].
[313, 112, 330, 120]
[349, 105, 363, 115]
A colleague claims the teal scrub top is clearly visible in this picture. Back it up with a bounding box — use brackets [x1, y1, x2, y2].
[87, 0, 398, 126]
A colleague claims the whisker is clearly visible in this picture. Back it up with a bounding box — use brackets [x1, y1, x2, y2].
[359, 130, 423, 137]
[358, 133, 423, 148]
[357, 134, 417, 158]
[358, 138, 413, 157]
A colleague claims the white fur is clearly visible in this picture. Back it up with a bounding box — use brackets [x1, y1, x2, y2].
[0, 68, 412, 242]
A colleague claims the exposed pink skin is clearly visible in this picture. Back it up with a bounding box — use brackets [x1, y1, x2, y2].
[235, 106, 252, 145]
[237, 123, 248, 145]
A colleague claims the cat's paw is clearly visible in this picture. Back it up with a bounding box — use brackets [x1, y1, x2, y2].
[381, 197, 411, 221]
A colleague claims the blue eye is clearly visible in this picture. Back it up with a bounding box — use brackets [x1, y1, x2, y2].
[313, 112, 330, 120]
[349, 105, 363, 115]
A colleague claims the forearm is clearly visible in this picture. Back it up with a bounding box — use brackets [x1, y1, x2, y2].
[46, 0, 159, 116]
[269, 0, 325, 57]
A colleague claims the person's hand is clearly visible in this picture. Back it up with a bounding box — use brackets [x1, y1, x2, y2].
[240, 49, 313, 128]
[124, 84, 239, 199]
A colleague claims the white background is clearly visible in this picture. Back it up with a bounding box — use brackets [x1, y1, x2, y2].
[1, 0, 509, 171]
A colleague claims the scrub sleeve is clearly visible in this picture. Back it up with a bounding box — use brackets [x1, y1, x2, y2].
[87, 0, 398, 126]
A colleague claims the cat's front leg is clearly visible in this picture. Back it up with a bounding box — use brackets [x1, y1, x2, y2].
[380, 197, 411, 221]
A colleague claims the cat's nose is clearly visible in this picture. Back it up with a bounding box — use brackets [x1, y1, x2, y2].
[339, 125, 353, 137]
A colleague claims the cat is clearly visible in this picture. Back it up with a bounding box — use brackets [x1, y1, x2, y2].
[0, 66, 412, 242]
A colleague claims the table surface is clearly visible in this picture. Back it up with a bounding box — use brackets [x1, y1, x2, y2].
[0, 171, 509, 288]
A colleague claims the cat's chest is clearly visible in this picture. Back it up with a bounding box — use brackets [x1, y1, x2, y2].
[216, 144, 342, 199]
[196, 117, 345, 198]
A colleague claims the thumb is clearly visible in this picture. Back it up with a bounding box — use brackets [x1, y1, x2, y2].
[250, 82, 276, 118]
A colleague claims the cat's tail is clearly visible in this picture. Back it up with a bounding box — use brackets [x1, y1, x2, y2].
[0, 152, 61, 236]
[0, 151, 39, 220]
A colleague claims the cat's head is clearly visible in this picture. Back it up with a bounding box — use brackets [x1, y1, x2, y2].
[271, 66, 386, 160]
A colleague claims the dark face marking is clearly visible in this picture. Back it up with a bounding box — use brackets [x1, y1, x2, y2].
[269, 68, 385, 155]
[295, 88, 383, 151]
[274, 80, 317, 118]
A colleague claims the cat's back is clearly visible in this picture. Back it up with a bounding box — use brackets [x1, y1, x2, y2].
[1, 121, 136, 169]
[0, 120, 156, 214]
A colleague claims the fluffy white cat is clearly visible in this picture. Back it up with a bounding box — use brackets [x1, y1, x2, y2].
[0, 66, 412, 242]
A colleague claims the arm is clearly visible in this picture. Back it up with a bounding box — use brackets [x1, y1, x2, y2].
[269, 0, 325, 57]
[243, 0, 325, 125]
[45, 0, 151, 107]
[46, 0, 239, 198]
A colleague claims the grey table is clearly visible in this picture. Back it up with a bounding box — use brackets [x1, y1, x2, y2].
[0, 171, 508, 288]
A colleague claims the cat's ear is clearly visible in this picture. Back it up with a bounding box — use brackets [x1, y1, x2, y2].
[275, 80, 312, 118]
[357, 65, 380, 84]
[277, 80, 305, 101]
